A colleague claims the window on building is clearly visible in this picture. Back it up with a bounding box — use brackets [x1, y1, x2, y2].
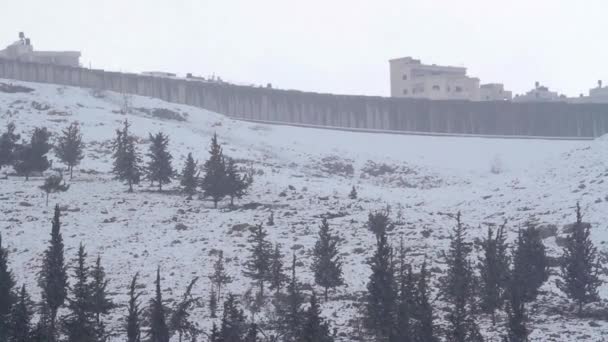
[432, 85, 440, 91]
[455, 86, 463, 92]
[402, 74, 408, 80]
[403, 89, 408, 95]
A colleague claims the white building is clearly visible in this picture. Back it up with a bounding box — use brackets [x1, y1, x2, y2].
[0, 32, 80, 67]
[389, 57, 481, 100]
[513, 82, 565, 102]
[479, 83, 512, 101]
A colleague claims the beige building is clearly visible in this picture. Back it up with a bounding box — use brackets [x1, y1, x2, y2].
[0, 32, 80, 67]
[513, 82, 565, 102]
[480, 83, 512, 101]
[390, 57, 483, 101]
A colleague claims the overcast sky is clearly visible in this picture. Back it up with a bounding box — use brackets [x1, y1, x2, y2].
[2, 0, 606, 97]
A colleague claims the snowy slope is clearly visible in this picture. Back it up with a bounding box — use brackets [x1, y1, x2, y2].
[1, 79, 608, 341]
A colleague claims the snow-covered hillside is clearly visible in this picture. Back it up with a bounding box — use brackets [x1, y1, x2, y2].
[2, 79, 608, 341]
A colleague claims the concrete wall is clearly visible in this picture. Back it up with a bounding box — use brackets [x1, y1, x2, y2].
[1, 58, 608, 139]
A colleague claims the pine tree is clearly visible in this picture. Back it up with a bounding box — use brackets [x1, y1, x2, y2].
[367, 211, 391, 237]
[559, 203, 601, 314]
[209, 287, 218, 318]
[268, 243, 288, 296]
[0, 122, 20, 170]
[209, 250, 232, 300]
[62, 244, 97, 342]
[299, 293, 334, 342]
[38, 205, 68, 342]
[442, 212, 481, 342]
[225, 157, 251, 206]
[312, 219, 344, 302]
[413, 260, 437, 342]
[245, 322, 259, 342]
[126, 273, 143, 342]
[148, 267, 170, 342]
[39, 173, 70, 206]
[146, 132, 174, 191]
[0, 233, 16, 341]
[170, 277, 201, 342]
[200, 133, 227, 208]
[348, 186, 357, 200]
[181, 152, 198, 199]
[277, 253, 305, 342]
[478, 223, 509, 323]
[504, 269, 528, 342]
[8, 285, 33, 342]
[364, 217, 396, 341]
[243, 224, 273, 297]
[512, 223, 548, 302]
[112, 120, 142, 192]
[90, 255, 114, 341]
[14, 127, 52, 180]
[55, 122, 84, 179]
[209, 322, 220, 342]
[219, 294, 247, 342]
[394, 239, 415, 342]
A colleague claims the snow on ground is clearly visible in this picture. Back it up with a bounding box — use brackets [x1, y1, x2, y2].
[1, 79, 608, 341]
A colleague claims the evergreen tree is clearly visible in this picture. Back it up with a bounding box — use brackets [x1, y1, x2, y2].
[146, 132, 174, 191]
[126, 273, 143, 342]
[478, 223, 509, 323]
[219, 294, 247, 342]
[39, 173, 70, 206]
[209, 250, 232, 300]
[243, 224, 273, 297]
[55, 122, 84, 179]
[62, 244, 97, 342]
[200, 133, 227, 208]
[299, 293, 334, 342]
[394, 239, 415, 342]
[442, 213, 481, 342]
[225, 157, 251, 206]
[170, 277, 201, 342]
[559, 203, 601, 314]
[209, 287, 218, 319]
[413, 260, 437, 342]
[14, 127, 52, 180]
[277, 253, 305, 342]
[90, 255, 114, 340]
[364, 217, 396, 341]
[245, 322, 259, 342]
[148, 267, 170, 342]
[112, 120, 142, 192]
[312, 218, 344, 302]
[8, 285, 33, 342]
[0, 122, 20, 170]
[268, 243, 288, 296]
[0, 233, 16, 341]
[348, 186, 357, 200]
[209, 322, 220, 342]
[181, 152, 198, 199]
[504, 270, 528, 342]
[38, 205, 68, 342]
[367, 211, 391, 237]
[512, 224, 548, 302]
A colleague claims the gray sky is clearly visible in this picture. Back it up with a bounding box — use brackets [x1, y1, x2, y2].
[2, 0, 606, 97]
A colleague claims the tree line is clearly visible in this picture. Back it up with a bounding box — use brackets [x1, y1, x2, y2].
[0, 121, 252, 208]
[362, 203, 601, 342]
[0, 206, 342, 342]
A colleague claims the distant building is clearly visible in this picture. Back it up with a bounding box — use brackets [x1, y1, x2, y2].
[0, 32, 80, 67]
[141, 71, 177, 77]
[480, 83, 512, 101]
[390, 57, 482, 100]
[513, 82, 565, 102]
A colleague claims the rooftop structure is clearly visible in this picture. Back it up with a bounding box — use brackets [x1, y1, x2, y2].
[0, 32, 80, 67]
[513, 82, 565, 103]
